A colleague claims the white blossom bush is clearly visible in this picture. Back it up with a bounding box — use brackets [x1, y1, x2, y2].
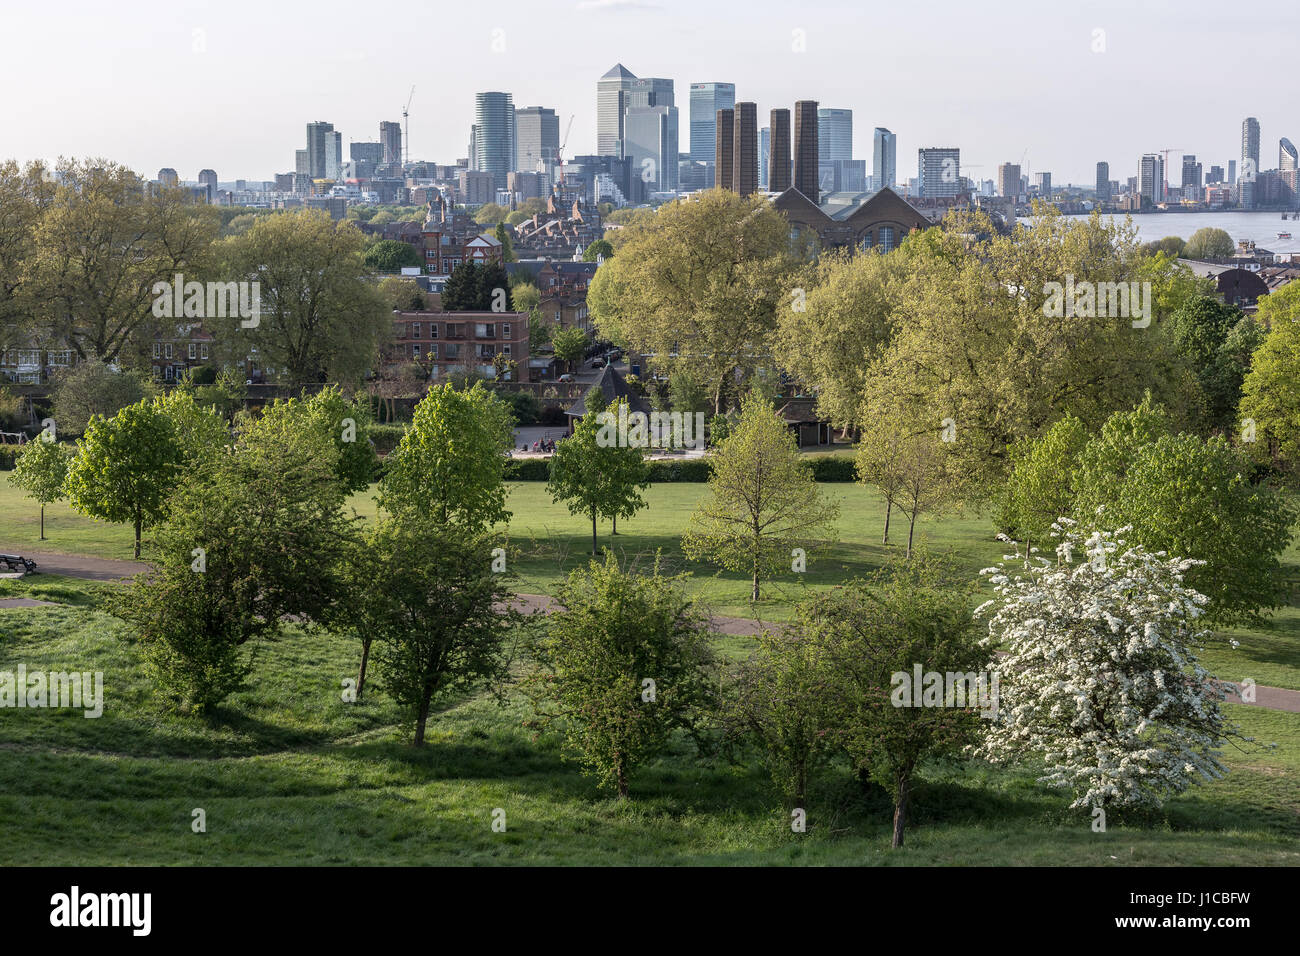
[973, 520, 1243, 811]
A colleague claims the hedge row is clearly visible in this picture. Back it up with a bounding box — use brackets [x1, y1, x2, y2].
[0, 441, 858, 483]
[368, 423, 408, 455]
[501, 452, 858, 483]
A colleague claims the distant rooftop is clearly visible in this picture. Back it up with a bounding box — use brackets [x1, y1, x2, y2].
[818, 189, 883, 220]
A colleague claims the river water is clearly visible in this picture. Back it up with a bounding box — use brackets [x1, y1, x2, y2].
[1026, 212, 1300, 257]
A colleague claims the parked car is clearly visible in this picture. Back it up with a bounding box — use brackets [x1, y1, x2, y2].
[590, 358, 606, 369]
[558, 373, 575, 383]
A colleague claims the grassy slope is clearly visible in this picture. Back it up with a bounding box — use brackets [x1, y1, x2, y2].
[5, 475, 1298, 690]
[0, 576, 1297, 866]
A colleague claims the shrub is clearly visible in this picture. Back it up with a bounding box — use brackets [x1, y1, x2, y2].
[368, 423, 408, 456]
[504, 458, 551, 481]
[497, 389, 542, 426]
[806, 454, 857, 482]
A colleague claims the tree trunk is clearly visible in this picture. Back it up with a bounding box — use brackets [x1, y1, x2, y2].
[39, 504, 45, 541]
[616, 757, 629, 799]
[591, 507, 599, 555]
[612, 513, 618, 535]
[882, 499, 892, 544]
[907, 512, 917, 559]
[892, 773, 910, 848]
[134, 511, 142, 559]
[414, 693, 431, 747]
[357, 637, 373, 700]
[752, 567, 760, 602]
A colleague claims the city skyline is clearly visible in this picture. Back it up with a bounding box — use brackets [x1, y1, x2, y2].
[4, 0, 1298, 187]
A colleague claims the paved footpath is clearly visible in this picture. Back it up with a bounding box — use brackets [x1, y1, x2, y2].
[5, 551, 1299, 715]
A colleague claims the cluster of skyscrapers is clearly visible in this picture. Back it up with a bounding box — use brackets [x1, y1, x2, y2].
[168, 69, 1298, 218]
[1088, 118, 1298, 210]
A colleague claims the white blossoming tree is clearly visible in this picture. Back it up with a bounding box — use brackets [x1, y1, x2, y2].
[975, 521, 1243, 811]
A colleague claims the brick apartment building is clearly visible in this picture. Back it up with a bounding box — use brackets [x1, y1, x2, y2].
[507, 260, 597, 333]
[388, 310, 529, 380]
[150, 321, 216, 382]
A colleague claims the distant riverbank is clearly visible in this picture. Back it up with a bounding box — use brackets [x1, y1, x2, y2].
[1022, 211, 1300, 255]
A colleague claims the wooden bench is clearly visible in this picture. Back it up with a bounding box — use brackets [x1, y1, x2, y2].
[0, 554, 38, 574]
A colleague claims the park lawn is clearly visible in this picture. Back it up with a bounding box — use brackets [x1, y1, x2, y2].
[0, 581, 1296, 866]
[4, 474, 1300, 690]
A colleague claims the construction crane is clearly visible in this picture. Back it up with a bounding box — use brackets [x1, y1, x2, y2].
[402, 86, 416, 165]
[1150, 148, 1181, 200]
[555, 114, 575, 185]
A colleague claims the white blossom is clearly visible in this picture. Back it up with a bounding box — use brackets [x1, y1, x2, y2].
[972, 523, 1242, 810]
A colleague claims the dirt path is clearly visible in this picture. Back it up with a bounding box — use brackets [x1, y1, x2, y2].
[6, 552, 1300, 714]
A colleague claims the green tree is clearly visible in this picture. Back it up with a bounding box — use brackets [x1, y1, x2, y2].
[1143, 236, 1186, 258]
[191, 368, 247, 423]
[1075, 397, 1296, 626]
[774, 249, 902, 430]
[521, 552, 718, 798]
[379, 382, 514, 530]
[682, 392, 839, 600]
[528, 308, 551, 355]
[0, 160, 55, 354]
[364, 518, 519, 746]
[725, 623, 836, 812]
[854, 426, 907, 545]
[441, 261, 480, 311]
[473, 202, 508, 225]
[1167, 295, 1260, 433]
[480, 260, 513, 313]
[245, 386, 376, 493]
[10, 435, 71, 540]
[65, 399, 183, 558]
[378, 276, 426, 311]
[1089, 432, 1295, 626]
[363, 239, 422, 273]
[109, 418, 358, 712]
[1073, 393, 1171, 518]
[511, 281, 541, 313]
[588, 189, 795, 412]
[442, 260, 514, 312]
[1184, 226, 1234, 260]
[667, 369, 709, 414]
[494, 221, 515, 263]
[25, 160, 218, 364]
[212, 208, 390, 385]
[50, 359, 153, 436]
[1239, 282, 1300, 472]
[546, 399, 650, 554]
[152, 386, 229, 471]
[860, 208, 1197, 497]
[805, 562, 987, 848]
[551, 326, 589, 374]
[1000, 414, 1089, 553]
[890, 427, 960, 558]
[582, 238, 613, 262]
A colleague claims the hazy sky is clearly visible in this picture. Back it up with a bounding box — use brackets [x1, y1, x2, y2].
[4, 0, 1296, 186]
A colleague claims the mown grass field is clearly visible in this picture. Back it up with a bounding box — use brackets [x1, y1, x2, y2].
[0, 575, 1297, 866]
